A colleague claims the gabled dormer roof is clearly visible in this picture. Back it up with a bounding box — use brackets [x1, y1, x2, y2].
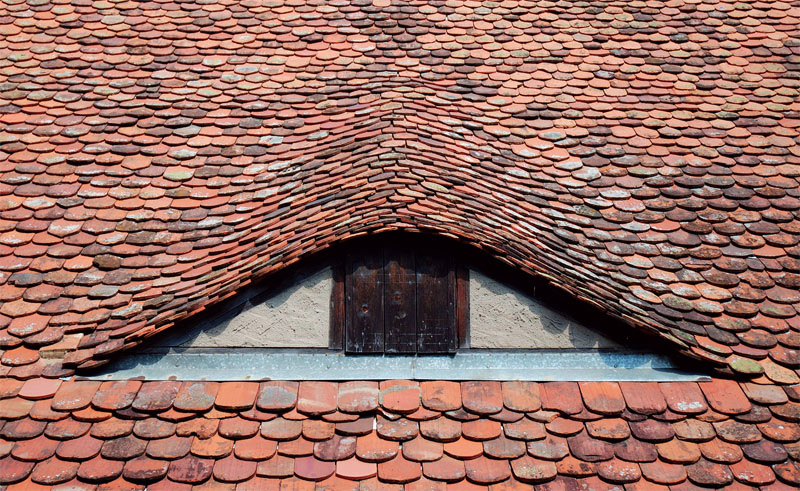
[2, 0, 799, 378]
[1, 0, 800, 488]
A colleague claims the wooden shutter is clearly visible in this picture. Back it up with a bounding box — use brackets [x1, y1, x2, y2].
[384, 248, 417, 353]
[342, 240, 460, 354]
[416, 252, 456, 353]
[345, 248, 384, 353]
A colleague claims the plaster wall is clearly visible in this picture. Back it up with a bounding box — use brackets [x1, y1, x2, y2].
[468, 270, 620, 349]
[175, 267, 332, 348]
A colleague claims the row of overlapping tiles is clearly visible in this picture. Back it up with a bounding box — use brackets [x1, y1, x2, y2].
[0, 378, 798, 488]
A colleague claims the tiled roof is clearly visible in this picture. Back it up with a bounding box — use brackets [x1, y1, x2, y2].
[0, 0, 797, 377]
[1, 0, 800, 488]
[1, 379, 800, 489]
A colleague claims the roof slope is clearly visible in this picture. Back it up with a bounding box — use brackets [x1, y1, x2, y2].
[0, 1, 800, 489]
[0, 0, 799, 377]
[1, 379, 800, 489]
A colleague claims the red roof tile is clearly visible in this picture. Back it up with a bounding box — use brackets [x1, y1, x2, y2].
[0, 456, 34, 485]
[30, 457, 80, 485]
[465, 455, 511, 485]
[11, 435, 57, 462]
[122, 456, 169, 484]
[335, 456, 376, 481]
[501, 382, 541, 413]
[51, 381, 99, 412]
[619, 382, 667, 416]
[422, 454, 466, 482]
[17, 378, 60, 401]
[376, 415, 419, 441]
[336, 381, 378, 415]
[131, 381, 179, 413]
[92, 380, 140, 411]
[421, 381, 461, 412]
[293, 456, 335, 482]
[659, 382, 708, 415]
[102, 435, 147, 461]
[256, 455, 294, 479]
[76, 455, 124, 483]
[459, 380, 504, 412]
[511, 455, 557, 483]
[215, 382, 258, 412]
[527, 435, 570, 461]
[377, 454, 421, 484]
[403, 436, 443, 463]
[380, 380, 421, 414]
[444, 437, 484, 461]
[168, 456, 215, 484]
[297, 382, 337, 416]
[541, 383, 583, 415]
[579, 382, 625, 416]
[174, 382, 219, 413]
[699, 379, 752, 415]
[420, 416, 462, 443]
[257, 381, 299, 413]
[462, 419, 502, 441]
[213, 455, 258, 483]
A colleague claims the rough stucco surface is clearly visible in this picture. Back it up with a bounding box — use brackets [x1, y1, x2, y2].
[173, 268, 332, 348]
[469, 269, 620, 349]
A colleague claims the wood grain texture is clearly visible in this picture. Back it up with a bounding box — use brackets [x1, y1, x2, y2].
[330, 261, 345, 349]
[416, 252, 456, 353]
[456, 265, 469, 349]
[345, 248, 384, 353]
[384, 247, 417, 353]
[343, 237, 461, 354]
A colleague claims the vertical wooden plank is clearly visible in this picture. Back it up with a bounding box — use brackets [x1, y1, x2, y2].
[446, 264, 457, 352]
[416, 252, 456, 353]
[345, 247, 384, 353]
[456, 265, 469, 349]
[384, 247, 416, 353]
[329, 261, 345, 350]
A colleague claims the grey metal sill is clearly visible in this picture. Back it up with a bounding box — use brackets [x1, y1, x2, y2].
[87, 349, 709, 382]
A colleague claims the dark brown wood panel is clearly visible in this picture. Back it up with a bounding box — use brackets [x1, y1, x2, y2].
[383, 248, 416, 353]
[330, 261, 345, 350]
[341, 235, 464, 354]
[456, 265, 469, 349]
[416, 252, 456, 353]
[345, 248, 384, 353]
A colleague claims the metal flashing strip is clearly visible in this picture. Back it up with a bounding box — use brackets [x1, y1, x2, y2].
[88, 350, 709, 382]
